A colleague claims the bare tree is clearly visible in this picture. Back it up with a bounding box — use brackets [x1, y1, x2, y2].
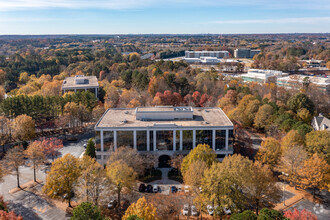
[3, 146, 25, 188]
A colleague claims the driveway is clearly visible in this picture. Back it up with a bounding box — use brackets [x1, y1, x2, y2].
[149, 168, 182, 195]
[0, 131, 92, 220]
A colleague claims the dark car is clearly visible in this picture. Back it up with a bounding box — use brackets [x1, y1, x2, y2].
[139, 183, 146, 192]
[171, 186, 177, 193]
[146, 184, 153, 193]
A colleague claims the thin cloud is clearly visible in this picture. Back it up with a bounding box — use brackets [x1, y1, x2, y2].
[0, 0, 329, 11]
[206, 17, 330, 25]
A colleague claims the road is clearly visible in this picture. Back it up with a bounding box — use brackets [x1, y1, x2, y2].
[0, 131, 93, 220]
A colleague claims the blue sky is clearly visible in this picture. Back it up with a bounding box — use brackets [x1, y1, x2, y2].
[0, 0, 329, 34]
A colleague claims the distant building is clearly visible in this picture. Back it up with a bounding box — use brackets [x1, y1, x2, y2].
[234, 48, 261, 58]
[312, 113, 330, 131]
[185, 51, 229, 59]
[305, 59, 325, 68]
[241, 69, 288, 83]
[94, 106, 234, 166]
[277, 75, 330, 94]
[62, 75, 99, 98]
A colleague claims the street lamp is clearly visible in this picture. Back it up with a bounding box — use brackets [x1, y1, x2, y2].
[281, 172, 289, 206]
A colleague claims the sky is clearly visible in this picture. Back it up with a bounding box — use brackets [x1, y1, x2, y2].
[0, 0, 329, 34]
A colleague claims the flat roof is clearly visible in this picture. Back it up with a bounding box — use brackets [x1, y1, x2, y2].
[62, 75, 99, 89]
[96, 107, 233, 129]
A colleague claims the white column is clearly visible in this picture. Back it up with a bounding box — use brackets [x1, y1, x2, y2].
[133, 130, 137, 150]
[100, 130, 104, 152]
[193, 130, 196, 148]
[212, 129, 216, 151]
[74, 89, 77, 92]
[225, 129, 229, 150]
[180, 130, 183, 151]
[147, 130, 150, 151]
[153, 130, 156, 151]
[85, 88, 87, 92]
[114, 130, 117, 151]
[173, 130, 176, 151]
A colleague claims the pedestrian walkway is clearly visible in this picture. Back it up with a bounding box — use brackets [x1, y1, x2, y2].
[149, 168, 182, 195]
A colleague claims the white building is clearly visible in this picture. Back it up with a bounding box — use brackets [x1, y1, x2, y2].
[94, 106, 234, 166]
[185, 51, 229, 59]
[241, 69, 288, 83]
[234, 48, 261, 58]
[312, 113, 330, 131]
[62, 75, 99, 98]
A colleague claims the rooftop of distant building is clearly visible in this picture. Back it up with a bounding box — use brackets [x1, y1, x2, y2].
[62, 75, 99, 89]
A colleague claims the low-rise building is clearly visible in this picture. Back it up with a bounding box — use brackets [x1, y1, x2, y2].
[241, 69, 288, 83]
[312, 113, 330, 131]
[277, 75, 330, 94]
[62, 75, 99, 98]
[234, 48, 261, 58]
[94, 106, 234, 166]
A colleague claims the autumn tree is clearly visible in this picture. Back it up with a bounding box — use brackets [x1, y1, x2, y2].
[183, 160, 207, 194]
[305, 130, 330, 164]
[25, 141, 46, 182]
[123, 197, 159, 220]
[76, 156, 108, 206]
[256, 138, 282, 168]
[64, 102, 79, 128]
[108, 147, 145, 176]
[297, 108, 312, 124]
[287, 93, 315, 114]
[254, 104, 274, 130]
[11, 114, 35, 141]
[85, 138, 96, 159]
[284, 208, 317, 220]
[106, 160, 137, 218]
[170, 154, 184, 175]
[71, 202, 106, 220]
[0, 163, 5, 183]
[276, 145, 308, 187]
[181, 144, 216, 175]
[0, 210, 23, 220]
[43, 154, 81, 207]
[3, 145, 25, 188]
[281, 130, 304, 151]
[297, 153, 330, 198]
[41, 138, 64, 161]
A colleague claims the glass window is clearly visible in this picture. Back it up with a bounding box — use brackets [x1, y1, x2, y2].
[215, 130, 226, 151]
[176, 130, 180, 151]
[95, 131, 101, 151]
[117, 131, 133, 148]
[228, 129, 234, 150]
[96, 155, 101, 160]
[182, 130, 193, 151]
[196, 130, 213, 147]
[156, 130, 173, 151]
[137, 131, 147, 151]
[104, 131, 114, 152]
[149, 131, 154, 151]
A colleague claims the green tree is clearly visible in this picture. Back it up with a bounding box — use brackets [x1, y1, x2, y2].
[287, 93, 314, 114]
[230, 210, 257, 220]
[297, 108, 312, 124]
[305, 130, 330, 164]
[181, 144, 216, 175]
[85, 138, 96, 158]
[71, 202, 105, 220]
[258, 208, 287, 220]
[43, 154, 81, 207]
[256, 138, 282, 168]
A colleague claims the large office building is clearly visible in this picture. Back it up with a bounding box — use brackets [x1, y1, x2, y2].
[185, 51, 229, 59]
[62, 75, 99, 98]
[241, 69, 288, 83]
[94, 106, 234, 166]
[234, 48, 261, 58]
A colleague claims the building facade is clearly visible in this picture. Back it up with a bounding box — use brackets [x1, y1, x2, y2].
[94, 106, 234, 166]
[234, 48, 261, 58]
[185, 51, 229, 59]
[241, 69, 288, 83]
[62, 75, 99, 98]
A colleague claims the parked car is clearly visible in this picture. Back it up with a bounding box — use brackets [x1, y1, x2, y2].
[182, 204, 189, 216]
[184, 185, 189, 193]
[153, 185, 159, 193]
[207, 205, 214, 216]
[139, 183, 146, 192]
[191, 205, 198, 216]
[177, 186, 182, 192]
[146, 184, 153, 193]
[83, 143, 87, 148]
[223, 207, 231, 215]
[107, 199, 117, 209]
[170, 186, 177, 193]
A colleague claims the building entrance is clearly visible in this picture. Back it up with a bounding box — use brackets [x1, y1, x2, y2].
[158, 155, 171, 168]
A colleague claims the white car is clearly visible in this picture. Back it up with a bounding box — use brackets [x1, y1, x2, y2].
[207, 205, 214, 216]
[182, 204, 189, 216]
[191, 205, 198, 216]
[153, 185, 159, 193]
[184, 185, 189, 193]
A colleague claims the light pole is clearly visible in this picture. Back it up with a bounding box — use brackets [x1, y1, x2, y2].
[281, 172, 289, 206]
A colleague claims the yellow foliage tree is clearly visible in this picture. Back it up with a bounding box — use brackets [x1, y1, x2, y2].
[256, 137, 282, 168]
[281, 130, 304, 151]
[11, 114, 35, 141]
[298, 153, 330, 198]
[43, 154, 81, 207]
[123, 197, 159, 220]
[25, 141, 45, 182]
[297, 108, 312, 124]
